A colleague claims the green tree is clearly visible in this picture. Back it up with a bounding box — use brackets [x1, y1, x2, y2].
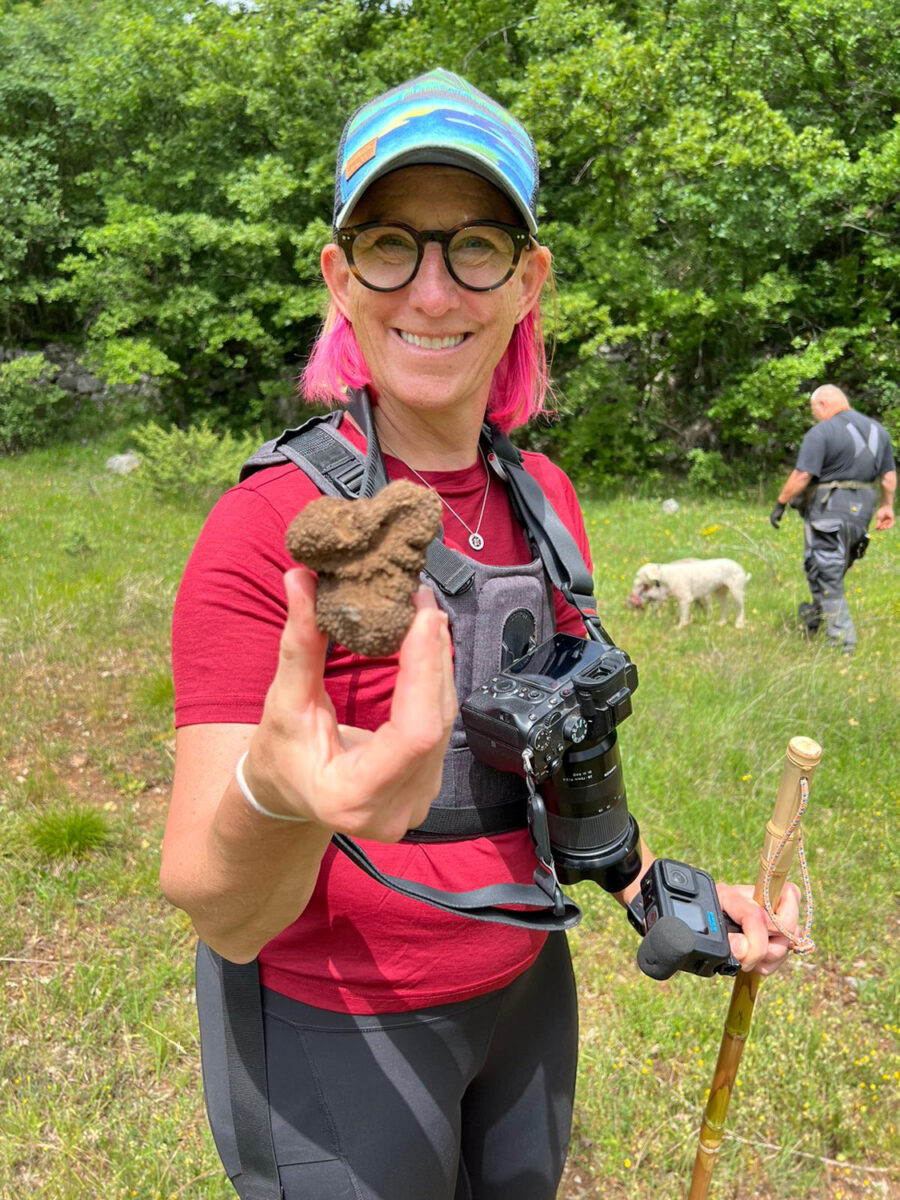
[0, 0, 897, 472]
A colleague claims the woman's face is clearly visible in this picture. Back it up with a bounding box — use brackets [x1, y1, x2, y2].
[322, 165, 550, 425]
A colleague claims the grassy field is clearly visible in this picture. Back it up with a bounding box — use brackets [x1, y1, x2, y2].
[1, 436, 898, 1200]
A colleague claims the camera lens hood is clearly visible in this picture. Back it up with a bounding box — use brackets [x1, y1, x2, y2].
[551, 814, 643, 893]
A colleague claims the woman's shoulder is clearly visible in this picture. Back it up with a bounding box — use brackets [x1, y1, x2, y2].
[226, 416, 365, 524]
[214, 443, 346, 530]
[515, 448, 589, 565]
[517, 447, 578, 499]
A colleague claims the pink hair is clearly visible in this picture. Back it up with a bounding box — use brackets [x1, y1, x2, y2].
[301, 302, 551, 433]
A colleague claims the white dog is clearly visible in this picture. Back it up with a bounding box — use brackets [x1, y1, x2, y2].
[627, 558, 751, 629]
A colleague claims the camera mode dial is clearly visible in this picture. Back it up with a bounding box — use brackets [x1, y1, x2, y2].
[562, 714, 588, 744]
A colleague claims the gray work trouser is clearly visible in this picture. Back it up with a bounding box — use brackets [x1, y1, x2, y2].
[802, 487, 876, 650]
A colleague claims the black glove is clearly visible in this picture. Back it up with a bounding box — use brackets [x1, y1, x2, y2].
[769, 502, 785, 529]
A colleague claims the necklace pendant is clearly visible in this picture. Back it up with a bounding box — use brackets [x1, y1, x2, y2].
[468, 532, 485, 551]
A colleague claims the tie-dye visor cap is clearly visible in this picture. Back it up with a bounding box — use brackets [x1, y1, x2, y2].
[334, 69, 539, 235]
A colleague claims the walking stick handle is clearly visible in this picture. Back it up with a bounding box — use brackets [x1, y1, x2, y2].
[755, 736, 821, 908]
[687, 736, 822, 1200]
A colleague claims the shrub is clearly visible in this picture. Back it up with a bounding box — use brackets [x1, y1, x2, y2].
[131, 419, 259, 507]
[0, 354, 69, 453]
[686, 448, 730, 493]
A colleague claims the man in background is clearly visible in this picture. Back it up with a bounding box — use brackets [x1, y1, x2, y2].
[770, 384, 895, 654]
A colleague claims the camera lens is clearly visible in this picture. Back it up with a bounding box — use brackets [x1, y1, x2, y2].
[662, 861, 697, 895]
[541, 732, 642, 893]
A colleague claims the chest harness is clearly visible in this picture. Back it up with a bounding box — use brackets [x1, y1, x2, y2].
[240, 388, 621, 933]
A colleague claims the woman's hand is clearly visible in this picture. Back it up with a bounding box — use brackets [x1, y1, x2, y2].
[716, 881, 801, 977]
[243, 568, 457, 842]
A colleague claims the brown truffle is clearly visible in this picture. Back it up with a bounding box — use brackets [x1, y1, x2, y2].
[285, 479, 443, 657]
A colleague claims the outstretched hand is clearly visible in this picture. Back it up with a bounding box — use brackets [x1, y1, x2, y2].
[716, 881, 801, 977]
[243, 568, 457, 843]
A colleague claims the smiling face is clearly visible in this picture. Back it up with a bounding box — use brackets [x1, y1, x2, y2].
[321, 166, 550, 436]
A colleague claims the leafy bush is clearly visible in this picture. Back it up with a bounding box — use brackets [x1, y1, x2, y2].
[0, 354, 68, 453]
[131, 419, 259, 507]
[685, 448, 730, 493]
[2, 0, 900, 464]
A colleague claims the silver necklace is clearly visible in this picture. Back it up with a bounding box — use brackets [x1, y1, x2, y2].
[379, 437, 491, 552]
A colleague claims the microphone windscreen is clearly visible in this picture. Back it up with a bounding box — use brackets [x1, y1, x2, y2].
[636, 915, 695, 980]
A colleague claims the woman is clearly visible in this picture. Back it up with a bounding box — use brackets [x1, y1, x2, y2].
[162, 69, 798, 1200]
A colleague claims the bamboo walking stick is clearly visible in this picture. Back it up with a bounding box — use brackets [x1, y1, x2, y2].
[687, 735, 821, 1200]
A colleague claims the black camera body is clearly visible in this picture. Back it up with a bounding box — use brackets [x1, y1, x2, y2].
[461, 633, 642, 893]
[461, 633, 637, 783]
[461, 636, 738, 979]
[633, 859, 740, 978]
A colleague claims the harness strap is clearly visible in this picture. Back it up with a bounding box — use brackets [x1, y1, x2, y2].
[487, 426, 613, 643]
[816, 479, 877, 495]
[838, 411, 883, 479]
[217, 955, 284, 1200]
[280, 421, 370, 499]
[403, 797, 527, 841]
[424, 539, 477, 596]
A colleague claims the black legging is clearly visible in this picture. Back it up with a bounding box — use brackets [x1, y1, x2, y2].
[202, 933, 578, 1200]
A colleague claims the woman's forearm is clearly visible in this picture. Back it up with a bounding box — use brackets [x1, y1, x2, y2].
[163, 777, 333, 962]
[160, 729, 334, 963]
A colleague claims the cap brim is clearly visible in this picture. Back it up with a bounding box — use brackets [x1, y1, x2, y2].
[334, 147, 538, 236]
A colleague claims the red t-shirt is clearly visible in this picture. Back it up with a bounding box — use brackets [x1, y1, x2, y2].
[172, 419, 593, 1013]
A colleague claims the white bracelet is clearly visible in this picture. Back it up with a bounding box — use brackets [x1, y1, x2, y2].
[235, 752, 309, 823]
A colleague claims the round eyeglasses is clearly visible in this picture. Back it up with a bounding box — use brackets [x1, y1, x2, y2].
[335, 221, 533, 293]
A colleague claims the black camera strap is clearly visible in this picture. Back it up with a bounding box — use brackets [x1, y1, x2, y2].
[332, 831, 579, 929]
[484, 426, 614, 645]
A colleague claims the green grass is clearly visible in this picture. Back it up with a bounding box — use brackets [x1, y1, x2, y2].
[1, 444, 898, 1199]
[27, 806, 111, 859]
